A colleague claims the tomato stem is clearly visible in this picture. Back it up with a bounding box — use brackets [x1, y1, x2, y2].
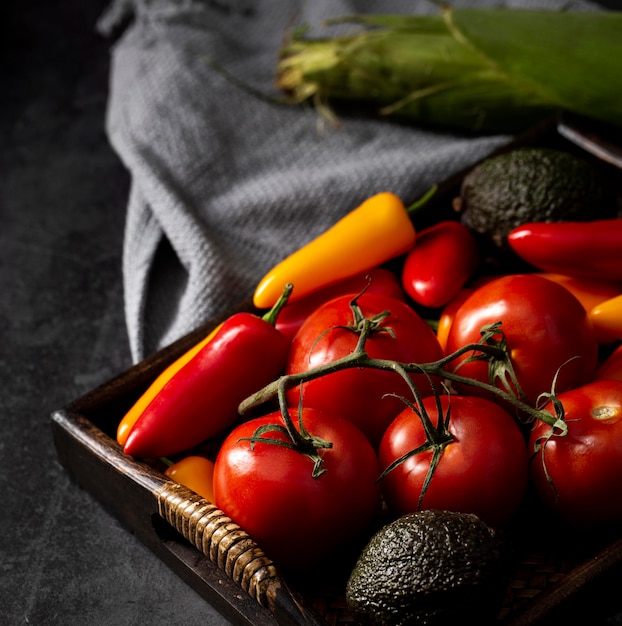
[238, 305, 567, 481]
[261, 283, 294, 326]
[239, 330, 563, 431]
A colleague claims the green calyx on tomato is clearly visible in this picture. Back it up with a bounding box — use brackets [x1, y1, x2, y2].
[238, 400, 333, 479]
[309, 287, 397, 350]
[528, 380, 622, 526]
[452, 321, 528, 404]
[377, 392, 454, 511]
[378, 395, 529, 527]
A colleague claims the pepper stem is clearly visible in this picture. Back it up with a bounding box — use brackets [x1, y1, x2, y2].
[261, 283, 293, 326]
[405, 184, 438, 215]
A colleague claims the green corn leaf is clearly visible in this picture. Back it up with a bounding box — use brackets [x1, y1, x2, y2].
[277, 8, 622, 133]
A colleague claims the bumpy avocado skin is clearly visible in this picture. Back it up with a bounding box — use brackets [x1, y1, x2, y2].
[345, 510, 509, 626]
[458, 148, 615, 250]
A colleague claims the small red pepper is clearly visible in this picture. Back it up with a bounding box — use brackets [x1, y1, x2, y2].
[401, 220, 480, 308]
[123, 285, 292, 458]
[507, 219, 622, 282]
[275, 268, 404, 341]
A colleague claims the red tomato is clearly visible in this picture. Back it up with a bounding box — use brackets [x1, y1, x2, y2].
[445, 274, 598, 406]
[401, 220, 480, 308]
[275, 268, 404, 341]
[529, 381, 622, 526]
[378, 395, 528, 527]
[286, 292, 444, 447]
[213, 407, 381, 568]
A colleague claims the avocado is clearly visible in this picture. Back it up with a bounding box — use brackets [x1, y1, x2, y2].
[345, 510, 509, 626]
[455, 147, 616, 251]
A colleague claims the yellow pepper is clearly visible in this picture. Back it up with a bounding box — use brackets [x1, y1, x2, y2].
[116, 322, 223, 447]
[253, 191, 429, 309]
[590, 294, 622, 342]
[164, 455, 215, 502]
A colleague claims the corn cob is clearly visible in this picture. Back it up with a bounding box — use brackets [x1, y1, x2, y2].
[276, 8, 622, 133]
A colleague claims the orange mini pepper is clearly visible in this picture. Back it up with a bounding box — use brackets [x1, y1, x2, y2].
[164, 455, 215, 502]
[590, 294, 622, 342]
[252, 189, 435, 309]
[537, 273, 621, 344]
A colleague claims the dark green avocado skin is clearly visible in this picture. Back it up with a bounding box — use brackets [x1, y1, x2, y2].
[345, 510, 509, 626]
[458, 148, 616, 250]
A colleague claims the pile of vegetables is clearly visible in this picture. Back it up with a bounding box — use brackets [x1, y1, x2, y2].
[115, 146, 622, 607]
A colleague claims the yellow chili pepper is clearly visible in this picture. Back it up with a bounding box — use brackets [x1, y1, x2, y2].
[116, 322, 224, 447]
[253, 190, 433, 309]
[590, 294, 622, 342]
[164, 455, 215, 502]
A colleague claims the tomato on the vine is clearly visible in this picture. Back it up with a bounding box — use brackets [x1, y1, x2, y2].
[445, 274, 598, 406]
[213, 407, 381, 569]
[286, 292, 444, 447]
[529, 380, 622, 527]
[378, 395, 528, 527]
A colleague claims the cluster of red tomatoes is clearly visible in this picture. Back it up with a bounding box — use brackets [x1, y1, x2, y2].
[207, 220, 622, 569]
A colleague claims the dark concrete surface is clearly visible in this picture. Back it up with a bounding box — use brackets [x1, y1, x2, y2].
[2, 2, 622, 626]
[2, 2, 231, 624]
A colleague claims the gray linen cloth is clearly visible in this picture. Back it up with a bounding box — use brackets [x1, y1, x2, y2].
[98, 0, 598, 362]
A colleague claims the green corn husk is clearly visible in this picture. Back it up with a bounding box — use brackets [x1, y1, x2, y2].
[276, 8, 622, 133]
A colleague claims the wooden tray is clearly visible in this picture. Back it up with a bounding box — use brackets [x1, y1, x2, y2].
[52, 117, 622, 626]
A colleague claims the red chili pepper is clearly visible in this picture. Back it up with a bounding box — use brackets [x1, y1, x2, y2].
[507, 219, 622, 282]
[401, 220, 480, 308]
[275, 268, 404, 341]
[123, 285, 292, 458]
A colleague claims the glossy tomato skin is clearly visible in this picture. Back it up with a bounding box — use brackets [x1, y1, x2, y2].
[445, 274, 598, 405]
[213, 407, 381, 569]
[286, 293, 444, 447]
[529, 381, 622, 527]
[378, 395, 528, 527]
[401, 220, 480, 308]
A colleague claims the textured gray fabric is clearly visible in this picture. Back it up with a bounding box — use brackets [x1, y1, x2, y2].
[99, 0, 599, 362]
